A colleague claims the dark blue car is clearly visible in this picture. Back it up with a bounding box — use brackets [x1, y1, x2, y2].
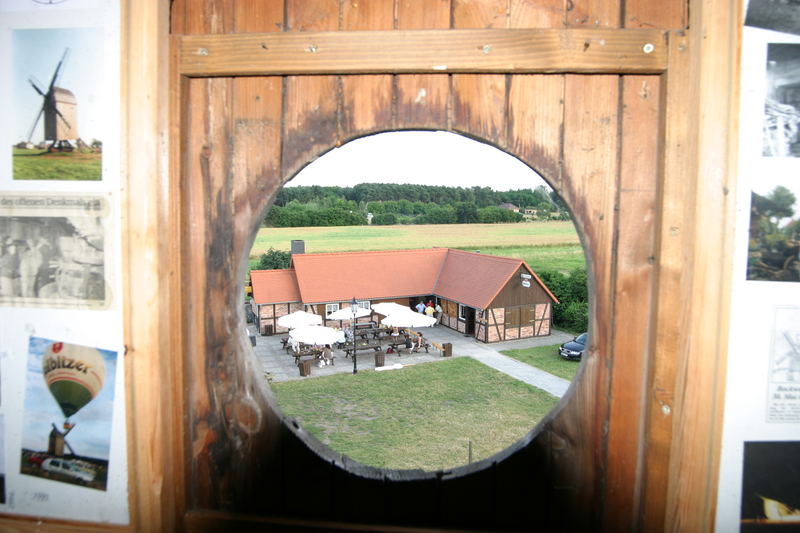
[559, 332, 588, 361]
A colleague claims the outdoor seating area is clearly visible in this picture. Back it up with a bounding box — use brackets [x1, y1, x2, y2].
[252, 320, 464, 381]
[296, 325, 426, 364]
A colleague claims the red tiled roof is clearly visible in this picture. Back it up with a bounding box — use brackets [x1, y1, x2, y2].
[434, 249, 538, 309]
[250, 248, 557, 309]
[291, 248, 447, 303]
[250, 269, 301, 304]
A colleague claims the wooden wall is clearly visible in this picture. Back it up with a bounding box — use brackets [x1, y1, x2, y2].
[102, 0, 739, 532]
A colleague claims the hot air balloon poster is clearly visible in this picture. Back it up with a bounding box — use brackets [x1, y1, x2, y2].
[20, 337, 117, 491]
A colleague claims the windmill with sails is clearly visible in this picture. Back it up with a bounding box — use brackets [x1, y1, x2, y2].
[27, 48, 77, 152]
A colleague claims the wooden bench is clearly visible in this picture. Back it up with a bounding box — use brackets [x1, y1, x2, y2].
[409, 341, 430, 354]
[294, 351, 336, 367]
[344, 344, 382, 358]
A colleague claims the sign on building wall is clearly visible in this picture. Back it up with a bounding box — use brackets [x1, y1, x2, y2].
[0, 0, 127, 525]
[716, 1, 800, 529]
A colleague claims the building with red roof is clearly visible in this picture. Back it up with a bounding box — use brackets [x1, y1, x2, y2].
[250, 247, 558, 343]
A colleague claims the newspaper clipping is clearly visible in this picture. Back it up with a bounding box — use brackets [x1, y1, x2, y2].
[0, 193, 110, 309]
[768, 306, 800, 423]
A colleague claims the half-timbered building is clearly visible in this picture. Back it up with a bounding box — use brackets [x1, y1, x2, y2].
[250, 248, 558, 342]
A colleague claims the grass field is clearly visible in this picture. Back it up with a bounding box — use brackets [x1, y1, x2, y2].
[250, 221, 585, 273]
[12, 149, 102, 181]
[501, 343, 580, 381]
[270, 357, 558, 471]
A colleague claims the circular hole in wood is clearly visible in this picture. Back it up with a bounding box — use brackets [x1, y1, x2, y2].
[244, 131, 589, 474]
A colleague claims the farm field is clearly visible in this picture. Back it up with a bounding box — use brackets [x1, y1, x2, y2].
[250, 221, 585, 273]
[12, 149, 101, 181]
[270, 357, 558, 471]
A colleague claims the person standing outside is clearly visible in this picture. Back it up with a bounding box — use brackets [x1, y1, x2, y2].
[435, 302, 443, 324]
[415, 301, 425, 313]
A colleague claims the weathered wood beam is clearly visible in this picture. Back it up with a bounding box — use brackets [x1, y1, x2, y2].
[179, 28, 668, 76]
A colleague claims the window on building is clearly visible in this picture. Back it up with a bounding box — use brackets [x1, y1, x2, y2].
[356, 300, 370, 309]
[458, 304, 468, 320]
[326, 303, 340, 315]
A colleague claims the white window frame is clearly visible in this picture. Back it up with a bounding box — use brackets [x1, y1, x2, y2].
[458, 304, 469, 320]
[356, 300, 370, 310]
[326, 303, 340, 315]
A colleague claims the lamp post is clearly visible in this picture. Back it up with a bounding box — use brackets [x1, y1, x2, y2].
[351, 296, 358, 374]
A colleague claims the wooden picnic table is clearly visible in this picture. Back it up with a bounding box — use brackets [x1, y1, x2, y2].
[344, 343, 383, 358]
[292, 347, 321, 365]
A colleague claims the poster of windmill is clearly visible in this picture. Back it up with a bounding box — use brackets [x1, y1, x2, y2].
[12, 27, 104, 181]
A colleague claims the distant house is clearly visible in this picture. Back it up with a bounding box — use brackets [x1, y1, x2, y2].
[250, 248, 558, 343]
[498, 202, 520, 212]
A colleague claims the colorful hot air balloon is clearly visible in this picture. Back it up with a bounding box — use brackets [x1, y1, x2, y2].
[42, 342, 106, 419]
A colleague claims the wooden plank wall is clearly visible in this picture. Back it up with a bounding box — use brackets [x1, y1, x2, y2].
[158, 1, 737, 533]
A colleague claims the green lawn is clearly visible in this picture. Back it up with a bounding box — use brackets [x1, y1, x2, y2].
[501, 343, 580, 381]
[250, 221, 585, 273]
[12, 148, 101, 180]
[456, 243, 587, 273]
[269, 357, 559, 471]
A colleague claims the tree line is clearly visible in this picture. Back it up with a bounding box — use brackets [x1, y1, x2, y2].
[265, 183, 569, 227]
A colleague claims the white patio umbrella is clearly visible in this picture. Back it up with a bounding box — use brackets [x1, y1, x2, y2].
[289, 325, 345, 346]
[327, 306, 371, 321]
[370, 302, 411, 316]
[380, 309, 437, 328]
[277, 310, 322, 329]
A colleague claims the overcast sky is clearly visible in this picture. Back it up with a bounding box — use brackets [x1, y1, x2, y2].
[13, 27, 105, 143]
[287, 131, 550, 191]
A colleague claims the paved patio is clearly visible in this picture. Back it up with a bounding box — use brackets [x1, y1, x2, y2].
[246, 322, 577, 397]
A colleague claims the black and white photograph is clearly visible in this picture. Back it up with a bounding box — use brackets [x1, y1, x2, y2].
[767, 306, 800, 422]
[746, 0, 800, 37]
[763, 43, 800, 157]
[0, 193, 109, 308]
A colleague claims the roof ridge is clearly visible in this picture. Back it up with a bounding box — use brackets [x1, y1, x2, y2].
[294, 247, 450, 258]
[446, 248, 524, 264]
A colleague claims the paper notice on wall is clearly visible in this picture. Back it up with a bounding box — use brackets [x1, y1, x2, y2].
[767, 306, 800, 422]
[0, 192, 112, 309]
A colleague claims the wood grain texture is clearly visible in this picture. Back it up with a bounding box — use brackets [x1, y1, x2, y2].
[624, 0, 686, 29]
[452, 0, 508, 147]
[453, 0, 509, 28]
[641, 31, 694, 532]
[179, 28, 669, 76]
[603, 74, 660, 532]
[566, 0, 621, 27]
[282, 0, 341, 181]
[104, 1, 742, 533]
[507, 75, 564, 187]
[122, 1, 181, 532]
[510, 0, 566, 27]
[664, 0, 739, 529]
[555, 73, 620, 531]
[395, 0, 451, 128]
[233, 0, 284, 32]
[341, 0, 394, 136]
[507, 2, 565, 193]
